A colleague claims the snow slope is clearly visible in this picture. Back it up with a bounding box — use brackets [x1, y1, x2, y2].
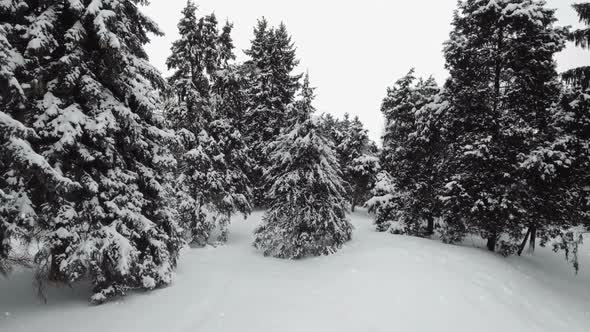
[1, 210, 589, 332]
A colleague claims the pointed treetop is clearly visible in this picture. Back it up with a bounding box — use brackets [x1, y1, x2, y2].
[399, 68, 416, 88]
[254, 17, 269, 36]
[218, 20, 235, 64]
[300, 72, 315, 102]
[291, 72, 316, 123]
[180, 1, 198, 24]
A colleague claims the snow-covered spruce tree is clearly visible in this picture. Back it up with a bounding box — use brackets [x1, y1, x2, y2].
[505, 3, 567, 255]
[165, 1, 251, 245]
[0, 0, 183, 303]
[210, 19, 253, 233]
[318, 113, 340, 139]
[347, 154, 380, 212]
[339, 115, 374, 211]
[375, 69, 442, 236]
[558, 86, 590, 226]
[400, 80, 447, 237]
[441, 0, 566, 253]
[243, 19, 302, 207]
[524, 86, 590, 268]
[366, 171, 404, 232]
[317, 113, 348, 163]
[381, 70, 419, 176]
[413, 90, 450, 235]
[1, 105, 78, 275]
[0, 3, 53, 274]
[253, 75, 353, 258]
[318, 113, 379, 211]
[554, 3, 590, 266]
[521, 2, 590, 266]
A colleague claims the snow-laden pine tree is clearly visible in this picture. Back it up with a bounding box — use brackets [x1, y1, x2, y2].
[243, 19, 302, 207]
[521, 2, 590, 267]
[253, 74, 353, 258]
[339, 115, 376, 211]
[440, 0, 566, 253]
[366, 171, 404, 232]
[166, 1, 251, 246]
[318, 113, 379, 211]
[1, 100, 79, 276]
[381, 70, 420, 176]
[526, 86, 590, 268]
[318, 113, 340, 138]
[1, 3, 80, 275]
[347, 154, 380, 212]
[374, 70, 443, 236]
[1, 0, 183, 303]
[410, 90, 449, 236]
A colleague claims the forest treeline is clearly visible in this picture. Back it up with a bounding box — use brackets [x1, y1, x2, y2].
[369, 0, 590, 271]
[0, 0, 588, 304]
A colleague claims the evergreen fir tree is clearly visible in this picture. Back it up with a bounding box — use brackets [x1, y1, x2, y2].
[381, 70, 420, 176]
[413, 89, 451, 238]
[366, 171, 405, 233]
[318, 113, 379, 211]
[523, 2, 590, 266]
[347, 154, 380, 212]
[243, 18, 302, 207]
[373, 70, 443, 236]
[1, 0, 183, 303]
[339, 115, 371, 210]
[253, 74, 353, 258]
[402, 78, 445, 236]
[1, 2, 79, 274]
[0, 111, 78, 275]
[273, 22, 301, 108]
[165, 1, 251, 245]
[441, 0, 566, 253]
[523, 86, 590, 264]
[317, 113, 340, 139]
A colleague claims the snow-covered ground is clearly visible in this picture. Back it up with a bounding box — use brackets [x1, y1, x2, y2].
[1, 210, 589, 332]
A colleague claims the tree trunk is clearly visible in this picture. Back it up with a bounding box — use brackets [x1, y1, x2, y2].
[487, 234, 497, 252]
[426, 215, 435, 236]
[517, 227, 531, 256]
[493, 25, 504, 116]
[528, 224, 537, 254]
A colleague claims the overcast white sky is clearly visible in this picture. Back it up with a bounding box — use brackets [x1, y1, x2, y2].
[143, 0, 590, 143]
